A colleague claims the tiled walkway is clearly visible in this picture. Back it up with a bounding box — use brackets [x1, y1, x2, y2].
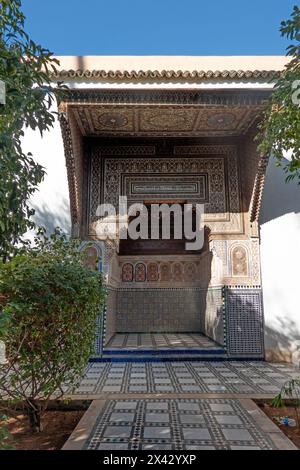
[65, 397, 296, 450]
[84, 398, 276, 450]
[63, 362, 299, 450]
[105, 333, 219, 350]
[71, 361, 299, 396]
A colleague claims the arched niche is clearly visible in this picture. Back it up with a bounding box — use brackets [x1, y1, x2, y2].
[80, 242, 103, 271]
[231, 244, 249, 277]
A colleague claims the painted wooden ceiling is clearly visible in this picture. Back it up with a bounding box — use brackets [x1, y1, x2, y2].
[70, 104, 264, 137]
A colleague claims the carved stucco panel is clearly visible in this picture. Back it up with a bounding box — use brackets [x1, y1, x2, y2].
[209, 239, 261, 285]
[89, 146, 243, 235]
[250, 238, 261, 284]
[118, 253, 214, 288]
[231, 245, 249, 277]
[210, 240, 229, 279]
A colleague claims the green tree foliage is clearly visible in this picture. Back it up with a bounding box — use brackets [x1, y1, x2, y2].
[0, 0, 63, 262]
[259, 5, 300, 182]
[0, 229, 105, 432]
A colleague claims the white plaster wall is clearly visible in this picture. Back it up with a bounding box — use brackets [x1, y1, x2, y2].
[260, 158, 300, 362]
[21, 116, 71, 238]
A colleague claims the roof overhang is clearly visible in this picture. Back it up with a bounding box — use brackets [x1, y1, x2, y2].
[52, 55, 289, 82]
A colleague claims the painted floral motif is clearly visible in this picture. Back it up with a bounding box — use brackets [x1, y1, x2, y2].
[172, 262, 183, 282]
[135, 263, 146, 282]
[147, 262, 159, 282]
[122, 263, 134, 282]
[184, 262, 197, 282]
[232, 246, 248, 277]
[160, 263, 171, 281]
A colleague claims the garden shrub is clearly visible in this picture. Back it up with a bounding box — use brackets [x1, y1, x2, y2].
[0, 229, 105, 432]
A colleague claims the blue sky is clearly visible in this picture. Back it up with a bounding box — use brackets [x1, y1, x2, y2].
[22, 0, 297, 55]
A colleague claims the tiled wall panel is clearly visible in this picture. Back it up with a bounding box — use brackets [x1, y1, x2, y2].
[225, 287, 264, 358]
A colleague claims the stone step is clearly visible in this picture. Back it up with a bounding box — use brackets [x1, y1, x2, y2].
[90, 356, 227, 362]
[103, 347, 225, 356]
[90, 348, 227, 362]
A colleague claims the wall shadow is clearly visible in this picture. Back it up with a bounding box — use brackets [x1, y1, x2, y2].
[260, 157, 300, 225]
[32, 198, 71, 235]
[265, 316, 300, 363]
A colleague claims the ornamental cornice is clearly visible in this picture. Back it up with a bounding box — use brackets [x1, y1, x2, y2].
[60, 88, 271, 106]
[51, 69, 282, 80]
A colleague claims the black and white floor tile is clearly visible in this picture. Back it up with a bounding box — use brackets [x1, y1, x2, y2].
[85, 398, 275, 450]
[105, 333, 218, 350]
[72, 361, 299, 396]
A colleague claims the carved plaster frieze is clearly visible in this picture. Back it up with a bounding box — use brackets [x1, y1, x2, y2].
[89, 145, 243, 235]
[119, 252, 213, 288]
[96, 145, 156, 156]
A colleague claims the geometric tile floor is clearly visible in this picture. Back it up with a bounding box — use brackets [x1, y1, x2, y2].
[71, 361, 300, 396]
[105, 333, 219, 350]
[85, 398, 276, 450]
[63, 362, 299, 451]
